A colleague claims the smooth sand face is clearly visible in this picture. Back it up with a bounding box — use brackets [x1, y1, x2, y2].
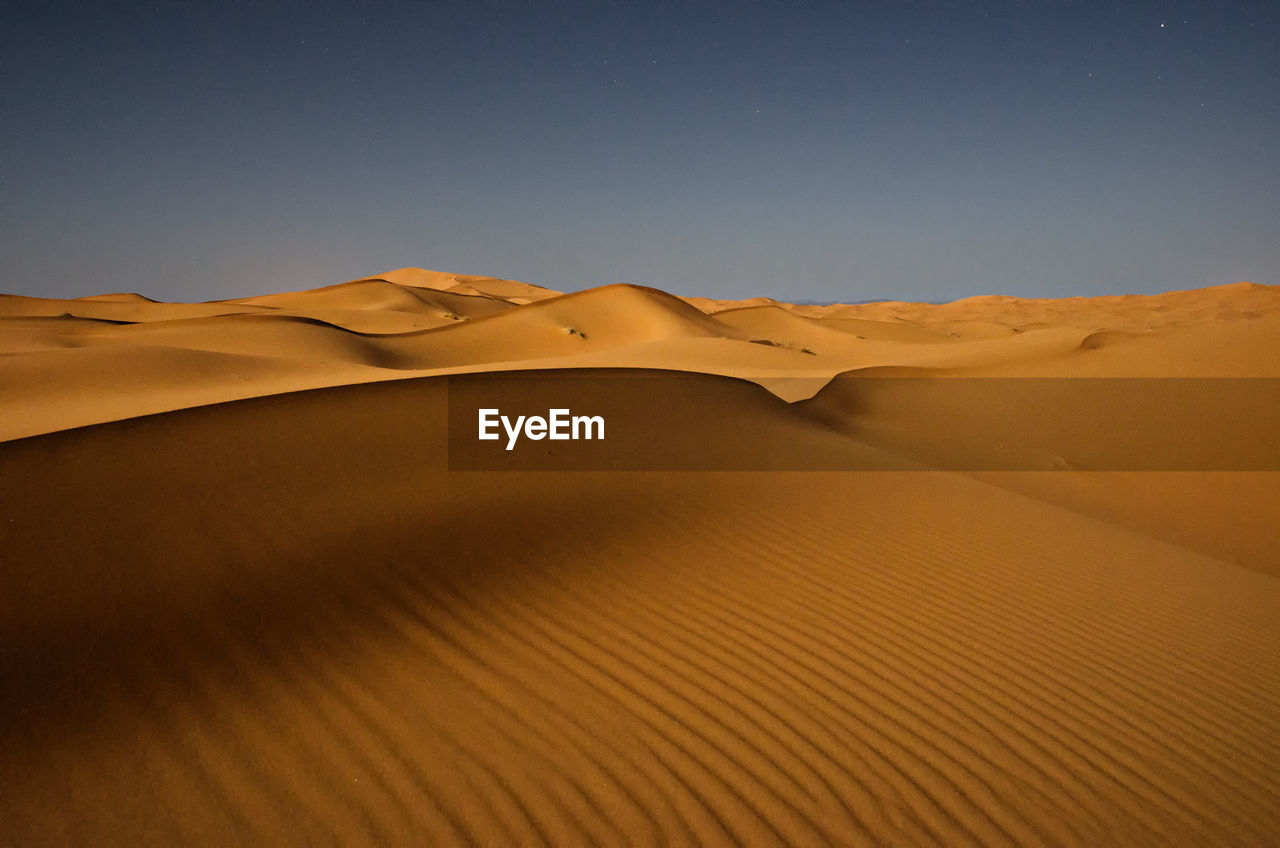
[2, 269, 1278, 845]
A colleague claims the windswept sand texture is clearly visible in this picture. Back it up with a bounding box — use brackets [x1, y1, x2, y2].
[2, 269, 1278, 845]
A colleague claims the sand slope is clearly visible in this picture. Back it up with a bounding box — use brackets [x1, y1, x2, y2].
[3, 373, 1279, 846]
[2, 271, 1278, 845]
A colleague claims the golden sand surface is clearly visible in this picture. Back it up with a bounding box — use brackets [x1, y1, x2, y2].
[2, 269, 1277, 845]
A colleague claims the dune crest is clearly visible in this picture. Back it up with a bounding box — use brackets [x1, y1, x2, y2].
[2, 272, 1274, 441]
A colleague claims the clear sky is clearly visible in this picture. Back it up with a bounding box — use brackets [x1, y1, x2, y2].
[3, 0, 1277, 302]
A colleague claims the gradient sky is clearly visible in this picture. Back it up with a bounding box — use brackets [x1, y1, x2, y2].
[3, 0, 1277, 302]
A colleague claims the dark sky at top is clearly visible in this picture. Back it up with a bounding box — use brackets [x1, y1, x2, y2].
[3, 0, 1277, 301]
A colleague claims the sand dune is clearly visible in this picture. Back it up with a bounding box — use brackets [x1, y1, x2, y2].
[0, 270, 1198, 440]
[229, 279, 518, 330]
[361, 267, 565, 303]
[1, 270, 1277, 845]
[0, 291, 270, 323]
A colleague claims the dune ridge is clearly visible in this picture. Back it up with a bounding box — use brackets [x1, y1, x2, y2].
[3, 269, 1275, 441]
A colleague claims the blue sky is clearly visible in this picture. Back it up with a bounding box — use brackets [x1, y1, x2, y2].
[3, 0, 1277, 301]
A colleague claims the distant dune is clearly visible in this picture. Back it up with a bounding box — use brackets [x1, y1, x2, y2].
[2, 269, 1278, 845]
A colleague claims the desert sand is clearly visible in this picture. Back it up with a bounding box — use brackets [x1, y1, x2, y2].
[1, 269, 1278, 845]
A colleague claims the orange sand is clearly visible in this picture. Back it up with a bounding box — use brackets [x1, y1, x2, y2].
[2, 269, 1277, 845]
